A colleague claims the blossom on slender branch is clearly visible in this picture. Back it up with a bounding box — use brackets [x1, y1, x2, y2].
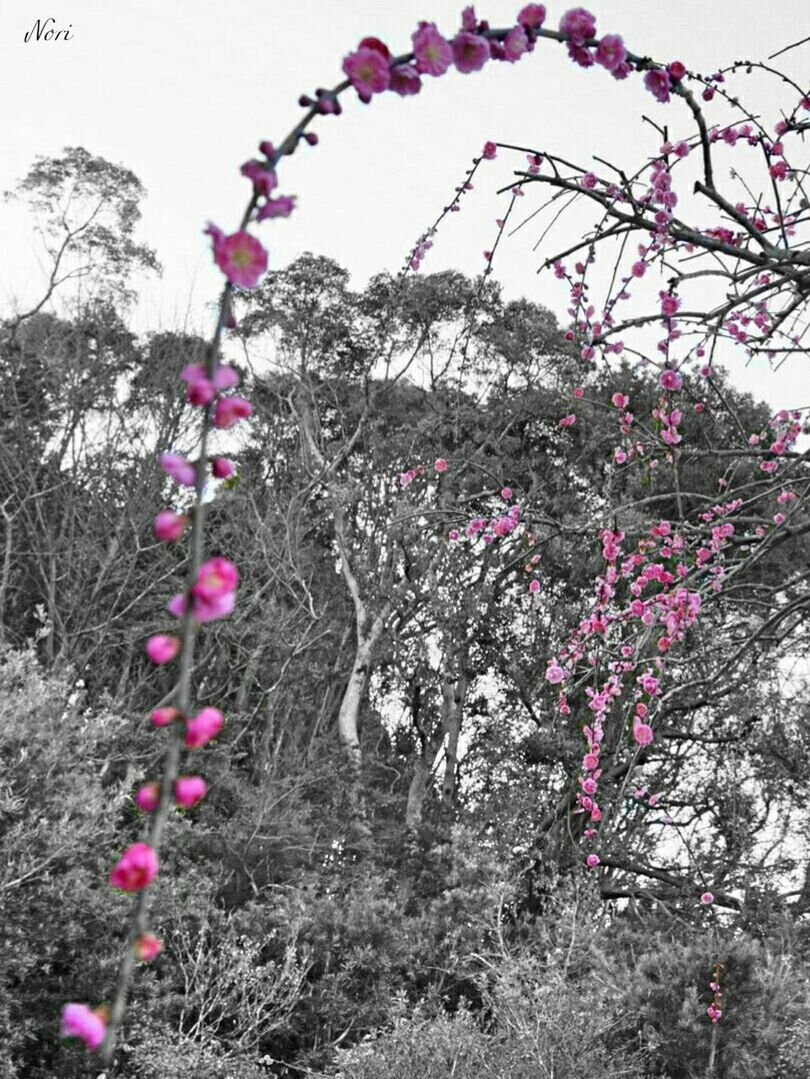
[61, 1004, 107, 1051]
[109, 843, 158, 892]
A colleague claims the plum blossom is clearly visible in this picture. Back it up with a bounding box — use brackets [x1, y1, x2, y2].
[146, 635, 180, 665]
[644, 68, 672, 103]
[342, 44, 391, 99]
[211, 456, 235, 479]
[175, 775, 208, 807]
[134, 782, 160, 813]
[134, 933, 163, 962]
[546, 659, 566, 684]
[595, 34, 626, 72]
[390, 63, 422, 95]
[109, 842, 158, 892]
[257, 195, 297, 220]
[659, 369, 683, 391]
[159, 452, 196, 488]
[61, 1004, 106, 1051]
[185, 706, 224, 749]
[559, 7, 596, 45]
[503, 25, 529, 62]
[412, 22, 453, 76]
[517, 4, 546, 29]
[213, 396, 253, 429]
[452, 31, 490, 73]
[208, 227, 268, 289]
[154, 510, 187, 542]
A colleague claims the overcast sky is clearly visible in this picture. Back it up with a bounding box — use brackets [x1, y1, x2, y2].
[1, 0, 808, 409]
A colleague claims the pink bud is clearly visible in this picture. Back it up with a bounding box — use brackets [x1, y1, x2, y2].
[146, 635, 180, 665]
[700, 891, 715, 905]
[585, 853, 601, 868]
[134, 933, 163, 962]
[154, 510, 187, 542]
[151, 706, 181, 727]
[175, 775, 208, 807]
[134, 782, 160, 813]
[211, 456, 235, 479]
[434, 457, 448, 473]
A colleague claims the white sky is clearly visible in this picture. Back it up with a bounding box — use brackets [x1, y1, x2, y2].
[1, 0, 808, 408]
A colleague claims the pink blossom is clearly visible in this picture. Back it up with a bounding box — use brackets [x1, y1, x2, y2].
[644, 68, 672, 103]
[211, 456, 235, 479]
[194, 557, 238, 601]
[559, 7, 596, 45]
[503, 25, 529, 62]
[213, 396, 253, 429]
[770, 160, 788, 181]
[390, 63, 422, 96]
[633, 722, 654, 746]
[209, 228, 268, 289]
[256, 195, 297, 220]
[109, 842, 158, 892]
[546, 659, 566, 684]
[659, 369, 683, 391]
[559, 414, 576, 427]
[452, 31, 490, 73]
[529, 579, 540, 594]
[567, 43, 594, 68]
[448, 529, 460, 541]
[342, 45, 391, 98]
[175, 775, 208, 807]
[134, 933, 163, 962]
[61, 1003, 106, 1051]
[700, 891, 715, 905]
[134, 782, 160, 813]
[631, 260, 646, 278]
[611, 392, 629, 408]
[240, 159, 277, 197]
[154, 510, 187, 542]
[412, 22, 453, 76]
[660, 292, 681, 317]
[435, 457, 448, 472]
[185, 706, 224, 749]
[595, 34, 626, 72]
[581, 171, 597, 189]
[517, 4, 546, 29]
[482, 140, 497, 159]
[585, 853, 601, 868]
[159, 452, 196, 488]
[184, 375, 216, 406]
[501, 486, 513, 500]
[146, 635, 180, 665]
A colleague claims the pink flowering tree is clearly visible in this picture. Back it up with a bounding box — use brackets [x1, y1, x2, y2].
[39, 4, 810, 1071]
